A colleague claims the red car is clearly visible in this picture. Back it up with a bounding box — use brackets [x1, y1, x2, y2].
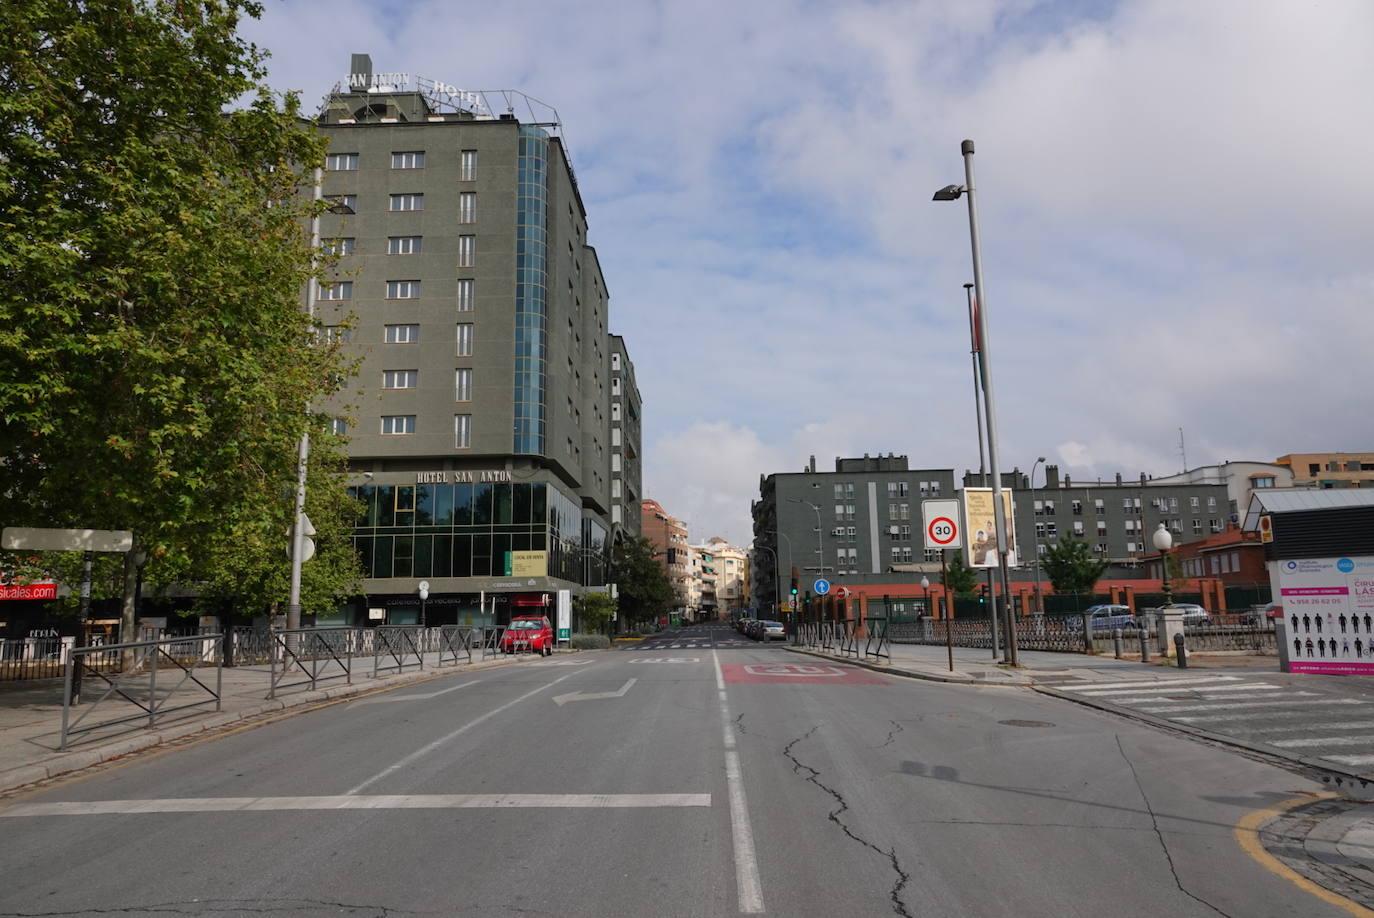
[501, 615, 554, 656]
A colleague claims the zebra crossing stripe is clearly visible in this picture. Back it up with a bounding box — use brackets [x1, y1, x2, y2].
[1324, 754, 1374, 767]
[1173, 710, 1350, 724]
[1248, 721, 1374, 734]
[1074, 682, 1276, 697]
[1139, 698, 1357, 714]
[1269, 736, 1374, 749]
[1054, 676, 1241, 691]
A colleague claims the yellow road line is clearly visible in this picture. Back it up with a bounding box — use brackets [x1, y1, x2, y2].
[1234, 793, 1374, 917]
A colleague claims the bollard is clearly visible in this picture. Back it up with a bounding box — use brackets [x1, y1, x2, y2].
[1174, 632, 1187, 668]
[1113, 628, 1123, 659]
[1081, 613, 1094, 654]
[1138, 627, 1149, 663]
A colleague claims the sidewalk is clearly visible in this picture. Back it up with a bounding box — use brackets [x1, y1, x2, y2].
[0, 651, 534, 795]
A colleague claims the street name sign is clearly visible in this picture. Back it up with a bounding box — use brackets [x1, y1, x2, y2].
[922, 500, 963, 550]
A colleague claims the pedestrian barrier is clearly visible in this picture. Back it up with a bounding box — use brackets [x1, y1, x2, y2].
[438, 625, 477, 665]
[479, 626, 506, 661]
[269, 627, 355, 699]
[0, 636, 73, 681]
[834, 619, 860, 658]
[60, 635, 223, 750]
[373, 625, 424, 677]
[863, 615, 890, 662]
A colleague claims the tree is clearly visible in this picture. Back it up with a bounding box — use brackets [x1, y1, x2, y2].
[573, 591, 617, 635]
[610, 537, 674, 626]
[1042, 538, 1111, 596]
[0, 2, 352, 640]
[942, 552, 980, 596]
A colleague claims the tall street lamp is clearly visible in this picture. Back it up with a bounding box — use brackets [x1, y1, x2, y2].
[1030, 456, 1046, 615]
[934, 139, 1019, 667]
[787, 498, 825, 578]
[920, 575, 930, 617]
[765, 529, 794, 626]
[1152, 523, 1174, 607]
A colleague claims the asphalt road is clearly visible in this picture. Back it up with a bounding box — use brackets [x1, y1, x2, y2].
[0, 623, 1355, 917]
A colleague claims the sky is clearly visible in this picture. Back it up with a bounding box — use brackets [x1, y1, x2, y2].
[241, 0, 1374, 548]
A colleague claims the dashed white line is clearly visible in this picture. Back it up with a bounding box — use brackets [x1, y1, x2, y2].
[0, 794, 712, 818]
[1269, 736, 1374, 749]
[713, 648, 763, 913]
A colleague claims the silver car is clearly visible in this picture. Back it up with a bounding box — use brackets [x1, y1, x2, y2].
[757, 620, 786, 641]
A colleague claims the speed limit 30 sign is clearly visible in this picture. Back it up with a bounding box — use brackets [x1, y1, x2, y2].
[922, 499, 963, 550]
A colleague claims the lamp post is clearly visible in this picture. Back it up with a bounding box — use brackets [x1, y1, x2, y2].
[787, 498, 825, 577]
[418, 580, 429, 629]
[765, 529, 794, 626]
[1030, 456, 1046, 615]
[934, 140, 1018, 667]
[920, 575, 930, 617]
[1152, 523, 1174, 607]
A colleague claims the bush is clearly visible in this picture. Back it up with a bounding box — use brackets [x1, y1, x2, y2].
[570, 633, 610, 650]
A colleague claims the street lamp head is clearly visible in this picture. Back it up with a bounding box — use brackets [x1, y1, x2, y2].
[1152, 522, 1173, 552]
[1037, 456, 1046, 463]
[932, 184, 965, 202]
[920, 576, 930, 589]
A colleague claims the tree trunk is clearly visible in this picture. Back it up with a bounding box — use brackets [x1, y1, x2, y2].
[119, 535, 140, 670]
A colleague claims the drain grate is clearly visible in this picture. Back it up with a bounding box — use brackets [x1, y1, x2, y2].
[999, 719, 1055, 728]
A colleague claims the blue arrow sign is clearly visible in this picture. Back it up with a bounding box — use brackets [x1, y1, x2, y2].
[814, 579, 830, 595]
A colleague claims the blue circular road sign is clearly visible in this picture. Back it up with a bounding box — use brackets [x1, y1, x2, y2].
[814, 579, 830, 595]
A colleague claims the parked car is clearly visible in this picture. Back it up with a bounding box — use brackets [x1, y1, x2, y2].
[755, 620, 786, 641]
[500, 615, 554, 655]
[1069, 604, 1137, 632]
[1173, 604, 1211, 624]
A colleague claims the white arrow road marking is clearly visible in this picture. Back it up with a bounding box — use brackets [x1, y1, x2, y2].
[0, 794, 712, 817]
[349, 680, 480, 706]
[553, 677, 637, 706]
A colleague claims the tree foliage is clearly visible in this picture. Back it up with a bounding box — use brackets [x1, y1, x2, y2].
[610, 537, 674, 625]
[0, 2, 355, 630]
[942, 552, 980, 596]
[1042, 538, 1111, 595]
[573, 591, 616, 635]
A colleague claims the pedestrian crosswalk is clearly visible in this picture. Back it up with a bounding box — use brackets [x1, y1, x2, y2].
[1049, 674, 1374, 774]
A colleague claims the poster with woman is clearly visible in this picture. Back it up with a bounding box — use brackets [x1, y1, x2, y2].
[962, 488, 1017, 568]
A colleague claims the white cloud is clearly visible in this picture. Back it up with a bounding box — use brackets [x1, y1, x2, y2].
[242, 0, 1374, 545]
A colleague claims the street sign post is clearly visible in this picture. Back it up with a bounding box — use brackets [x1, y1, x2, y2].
[922, 500, 963, 550]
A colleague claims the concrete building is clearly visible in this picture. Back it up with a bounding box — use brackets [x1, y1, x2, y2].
[641, 499, 691, 614]
[311, 55, 638, 625]
[1149, 461, 1295, 522]
[693, 537, 748, 620]
[609, 335, 642, 537]
[1275, 452, 1374, 489]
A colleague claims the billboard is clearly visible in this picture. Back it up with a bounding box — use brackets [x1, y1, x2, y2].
[1274, 556, 1374, 675]
[506, 550, 548, 577]
[962, 488, 1017, 568]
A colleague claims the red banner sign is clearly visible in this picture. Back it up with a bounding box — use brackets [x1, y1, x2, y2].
[0, 583, 58, 600]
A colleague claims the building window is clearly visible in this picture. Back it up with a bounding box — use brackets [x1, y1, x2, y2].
[455, 368, 472, 401]
[323, 237, 354, 256]
[847, 526, 856, 539]
[1097, 520, 1107, 535]
[1190, 496, 1201, 510]
[611, 377, 622, 395]
[1073, 521, 1084, 535]
[1192, 519, 1203, 534]
[391, 151, 425, 169]
[611, 427, 621, 446]
[320, 325, 350, 345]
[458, 235, 474, 267]
[1044, 500, 1055, 515]
[388, 236, 422, 255]
[384, 324, 419, 343]
[845, 504, 856, 521]
[886, 482, 898, 498]
[456, 278, 474, 311]
[1071, 500, 1082, 515]
[1208, 496, 1217, 510]
[1035, 522, 1046, 538]
[929, 481, 940, 495]
[900, 524, 911, 541]
[834, 504, 844, 519]
[611, 352, 621, 371]
[1169, 497, 1178, 511]
[328, 418, 348, 435]
[889, 503, 899, 519]
[1046, 523, 1057, 538]
[324, 194, 356, 211]
[837, 484, 847, 499]
[1253, 476, 1275, 489]
[389, 193, 423, 211]
[325, 153, 358, 171]
[459, 192, 477, 223]
[381, 415, 415, 435]
[899, 503, 910, 520]
[1034, 500, 1044, 516]
[319, 280, 352, 300]
[456, 323, 473, 356]
[387, 280, 421, 299]
[382, 369, 417, 389]
[454, 414, 471, 448]
[1094, 499, 1105, 513]
[460, 149, 477, 181]
[611, 453, 621, 472]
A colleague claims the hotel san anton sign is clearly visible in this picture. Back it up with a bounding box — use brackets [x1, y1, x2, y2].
[416, 470, 513, 484]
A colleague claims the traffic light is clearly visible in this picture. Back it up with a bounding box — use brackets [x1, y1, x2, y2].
[790, 566, 799, 596]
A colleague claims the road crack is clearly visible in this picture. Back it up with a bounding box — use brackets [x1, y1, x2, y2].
[0, 899, 434, 916]
[1115, 735, 1233, 917]
[876, 719, 905, 749]
[784, 726, 914, 918]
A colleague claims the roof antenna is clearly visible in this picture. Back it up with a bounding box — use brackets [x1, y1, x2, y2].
[1178, 427, 1188, 473]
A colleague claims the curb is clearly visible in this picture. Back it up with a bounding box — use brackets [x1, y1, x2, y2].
[784, 645, 1022, 686]
[0, 653, 538, 796]
[1032, 684, 1374, 800]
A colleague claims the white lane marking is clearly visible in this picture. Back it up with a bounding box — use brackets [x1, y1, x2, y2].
[1173, 711, 1352, 724]
[1248, 721, 1374, 734]
[350, 679, 480, 706]
[1097, 690, 1289, 705]
[1073, 682, 1277, 697]
[345, 670, 582, 795]
[0, 794, 713, 818]
[1270, 736, 1374, 749]
[542, 659, 596, 666]
[1138, 698, 1360, 714]
[552, 678, 637, 706]
[1325, 754, 1374, 767]
[713, 649, 763, 913]
[627, 658, 702, 664]
[1054, 676, 1241, 691]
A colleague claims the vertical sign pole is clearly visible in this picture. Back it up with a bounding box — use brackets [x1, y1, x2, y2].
[943, 550, 954, 672]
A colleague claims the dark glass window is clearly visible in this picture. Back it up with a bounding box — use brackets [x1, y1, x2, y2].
[373, 536, 394, 578]
[472, 533, 492, 575]
[512, 483, 533, 524]
[395, 486, 415, 525]
[454, 534, 472, 577]
[432, 535, 453, 577]
[493, 534, 512, 572]
[355, 536, 373, 576]
[495, 483, 513, 524]
[531, 483, 547, 523]
[413, 535, 432, 576]
[377, 486, 396, 526]
[434, 485, 454, 526]
[472, 483, 493, 525]
[393, 536, 414, 578]
[416, 486, 435, 525]
[453, 483, 473, 525]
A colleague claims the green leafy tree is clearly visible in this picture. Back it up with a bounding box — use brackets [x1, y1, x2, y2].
[942, 552, 980, 596]
[0, 1, 352, 640]
[610, 537, 674, 626]
[1042, 538, 1111, 596]
[573, 591, 617, 635]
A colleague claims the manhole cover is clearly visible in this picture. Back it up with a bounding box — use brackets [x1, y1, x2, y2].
[998, 719, 1055, 728]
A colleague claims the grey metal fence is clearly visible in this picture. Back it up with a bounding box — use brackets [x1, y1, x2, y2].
[269, 627, 356, 699]
[61, 634, 223, 750]
[0, 636, 72, 681]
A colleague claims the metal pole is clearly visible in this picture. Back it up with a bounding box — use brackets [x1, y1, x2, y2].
[942, 552, 954, 672]
[287, 167, 324, 633]
[1031, 457, 1045, 615]
[965, 283, 987, 486]
[961, 139, 1018, 668]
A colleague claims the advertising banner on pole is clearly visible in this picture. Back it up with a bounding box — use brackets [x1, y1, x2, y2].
[1273, 556, 1374, 675]
[556, 589, 572, 642]
[962, 488, 1016, 568]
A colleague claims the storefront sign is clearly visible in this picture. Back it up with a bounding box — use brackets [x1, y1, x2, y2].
[1275, 556, 1374, 675]
[507, 551, 548, 577]
[0, 583, 57, 600]
[416, 470, 513, 484]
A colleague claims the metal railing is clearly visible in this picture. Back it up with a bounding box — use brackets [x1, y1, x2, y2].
[438, 625, 477, 665]
[479, 626, 506, 661]
[0, 636, 73, 681]
[268, 627, 355, 699]
[863, 615, 890, 662]
[373, 625, 424, 677]
[61, 635, 223, 750]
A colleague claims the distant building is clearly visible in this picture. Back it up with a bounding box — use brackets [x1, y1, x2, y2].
[693, 537, 747, 619]
[1275, 452, 1374, 489]
[641, 499, 691, 614]
[609, 336, 643, 537]
[1150, 460, 1295, 521]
